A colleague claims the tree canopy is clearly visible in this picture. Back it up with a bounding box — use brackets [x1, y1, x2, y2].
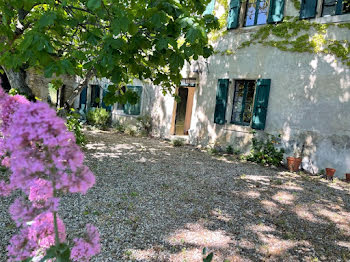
[0, 0, 218, 105]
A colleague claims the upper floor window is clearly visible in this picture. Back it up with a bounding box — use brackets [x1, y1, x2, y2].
[227, 0, 285, 30]
[322, 0, 350, 16]
[245, 0, 270, 26]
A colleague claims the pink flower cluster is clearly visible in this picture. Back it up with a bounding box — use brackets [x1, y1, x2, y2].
[0, 87, 100, 261]
[71, 224, 101, 262]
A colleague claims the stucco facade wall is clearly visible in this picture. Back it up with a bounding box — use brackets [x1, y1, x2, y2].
[186, 17, 350, 177]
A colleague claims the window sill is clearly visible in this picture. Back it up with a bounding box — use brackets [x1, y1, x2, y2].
[223, 122, 254, 133]
[112, 110, 139, 117]
[314, 13, 350, 24]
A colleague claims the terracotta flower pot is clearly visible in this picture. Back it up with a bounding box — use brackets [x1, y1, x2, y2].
[287, 157, 302, 172]
[346, 173, 350, 182]
[325, 168, 336, 179]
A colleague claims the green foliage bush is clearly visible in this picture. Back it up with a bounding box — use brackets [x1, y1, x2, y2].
[86, 108, 110, 127]
[65, 110, 85, 146]
[124, 126, 137, 136]
[136, 115, 152, 136]
[226, 145, 234, 154]
[114, 122, 126, 133]
[172, 138, 185, 147]
[246, 133, 285, 166]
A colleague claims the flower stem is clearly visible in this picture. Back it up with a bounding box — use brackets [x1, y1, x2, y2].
[53, 211, 60, 248]
[53, 186, 60, 248]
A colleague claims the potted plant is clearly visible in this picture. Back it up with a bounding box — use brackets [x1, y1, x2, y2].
[325, 168, 336, 179]
[287, 146, 302, 172]
[345, 173, 350, 182]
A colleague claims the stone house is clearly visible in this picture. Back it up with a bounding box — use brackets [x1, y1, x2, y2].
[12, 0, 349, 177]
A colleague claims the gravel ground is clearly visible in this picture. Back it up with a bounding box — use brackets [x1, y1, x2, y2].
[1, 130, 350, 262]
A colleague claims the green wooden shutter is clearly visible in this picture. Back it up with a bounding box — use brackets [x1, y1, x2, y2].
[335, 0, 344, 15]
[124, 86, 142, 115]
[214, 79, 229, 125]
[90, 85, 100, 107]
[252, 79, 271, 130]
[227, 0, 241, 29]
[79, 87, 87, 110]
[300, 0, 318, 19]
[101, 87, 112, 112]
[204, 0, 216, 15]
[268, 0, 285, 23]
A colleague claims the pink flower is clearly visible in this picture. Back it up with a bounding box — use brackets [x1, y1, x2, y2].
[0, 180, 13, 196]
[7, 227, 37, 262]
[71, 224, 101, 262]
[1, 156, 10, 167]
[29, 179, 54, 204]
[0, 87, 99, 261]
[28, 212, 66, 249]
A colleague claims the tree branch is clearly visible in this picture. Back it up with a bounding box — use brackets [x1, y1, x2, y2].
[64, 68, 95, 108]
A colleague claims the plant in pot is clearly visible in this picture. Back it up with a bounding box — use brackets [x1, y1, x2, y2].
[325, 168, 336, 180]
[346, 173, 350, 182]
[287, 146, 302, 172]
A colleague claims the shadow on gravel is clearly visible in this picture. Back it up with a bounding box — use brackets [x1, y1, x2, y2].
[83, 131, 350, 261]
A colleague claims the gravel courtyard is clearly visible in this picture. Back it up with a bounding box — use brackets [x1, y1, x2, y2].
[1, 130, 350, 261]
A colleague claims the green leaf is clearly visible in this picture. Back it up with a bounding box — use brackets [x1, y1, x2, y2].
[38, 12, 57, 27]
[87, 0, 101, 10]
[156, 38, 168, 51]
[44, 63, 57, 78]
[186, 27, 201, 44]
[111, 16, 129, 35]
[110, 38, 125, 50]
[203, 252, 214, 262]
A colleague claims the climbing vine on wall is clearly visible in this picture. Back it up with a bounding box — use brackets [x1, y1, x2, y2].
[209, 0, 350, 67]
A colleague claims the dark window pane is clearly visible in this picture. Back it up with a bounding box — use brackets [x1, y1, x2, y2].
[231, 80, 256, 124]
[231, 81, 245, 123]
[245, 0, 257, 26]
[322, 0, 337, 16]
[257, 0, 269, 25]
[343, 0, 350, 13]
[242, 81, 255, 123]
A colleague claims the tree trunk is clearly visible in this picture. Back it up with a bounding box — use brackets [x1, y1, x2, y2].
[2, 66, 35, 100]
[64, 69, 95, 108]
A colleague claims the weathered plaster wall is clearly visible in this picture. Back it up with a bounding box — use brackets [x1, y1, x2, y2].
[187, 18, 350, 177]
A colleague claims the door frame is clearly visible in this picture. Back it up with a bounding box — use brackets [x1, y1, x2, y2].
[170, 86, 195, 135]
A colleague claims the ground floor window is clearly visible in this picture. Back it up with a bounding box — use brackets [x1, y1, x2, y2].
[115, 86, 143, 116]
[214, 78, 271, 130]
[231, 80, 256, 125]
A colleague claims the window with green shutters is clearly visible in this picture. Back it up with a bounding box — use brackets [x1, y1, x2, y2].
[227, 0, 285, 28]
[214, 79, 229, 125]
[123, 86, 143, 115]
[300, 0, 318, 19]
[229, 79, 271, 130]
